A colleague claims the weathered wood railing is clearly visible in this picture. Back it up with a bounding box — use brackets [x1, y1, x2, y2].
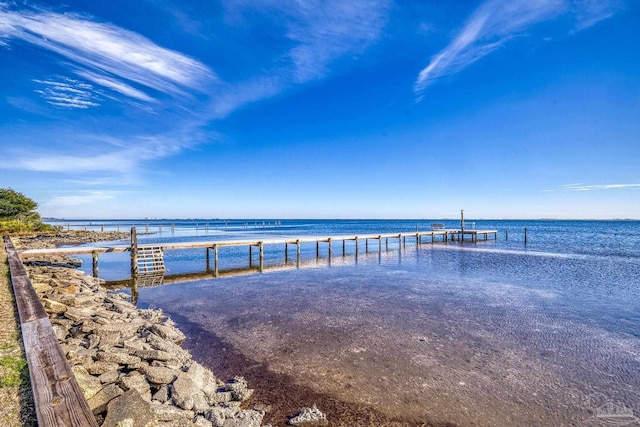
[3, 236, 98, 427]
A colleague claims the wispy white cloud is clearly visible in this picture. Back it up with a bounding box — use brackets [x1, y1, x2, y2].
[43, 190, 121, 208]
[0, 6, 216, 104]
[33, 76, 101, 109]
[284, 0, 390, 83]
[564, 183, 640, 191]
[75, 70, 154, 103]
[573, 0, 623, 31]
[208, 0, 390, 118]
[0, 133, 189, 174]
[414, 0, 621, 97]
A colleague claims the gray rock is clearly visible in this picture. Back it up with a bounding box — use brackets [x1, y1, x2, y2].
[102, 389, 156, 427]
[52, 324, 67, 341]
[87, 383, 124, 415]
[146, 333, 191, 365]
[42, 297, 67, 313]
[189, 361, 218, 398]
[72, 364, 102, 400]
[289, 404, 327, 426]
[97, 350, 142, 366]
[157, 420, 197, 427]
[142, 365, 179, 385]
[223, 410, 264, 427]
[225, 377, 254, 402]
[133, 348, 174, 362]
[172, 371, 200, 411]
[98, 370, 120, 384]
[209, 391, 233, 403]
[151, 384, 170, 403]
[85, 360, 120, 375]
[288, 405, 327, 426]
[195, 415, 214, 427]
[149, 401, 195, 421]
[151, 323, 186, 344]
[119, 371, 152, 402]
[206, 405, 239, 427]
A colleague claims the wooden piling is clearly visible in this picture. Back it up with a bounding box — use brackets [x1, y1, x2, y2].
[328, 238, 332, 258]
[213, 244, 219, 277]
[524, 227, 528, 244]
[92, 251, 99, 278]
[130, 227, 138, 295]
[206, 248, 210, 271]
[342, 239, 346, 256]
[259, 242, 264, 273]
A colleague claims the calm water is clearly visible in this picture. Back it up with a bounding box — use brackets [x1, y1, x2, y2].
[61, 220, 640, 426]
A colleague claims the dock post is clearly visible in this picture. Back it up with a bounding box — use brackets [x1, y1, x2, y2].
[214, 244, 219, 277]
[378, 235, 382, 252]
[328, 238, 332, 258]
[206, 248, 210, 271]
[130, 227, 138, 297]
[316, 241, 319, 258]
[249, 245, 252, 267]
[296, 240, 301, 268]
[259, 242, 264, 273]
[524, 227, 528, 245]
[342, 239, 346, 256]
[505, 229, 508, 240]
[385, 237, 388, 251]
[365, 238, 369, 253]
[355, 237, 359, 257]
[285, 243, 288, 262]
[92, 251, 99, 278]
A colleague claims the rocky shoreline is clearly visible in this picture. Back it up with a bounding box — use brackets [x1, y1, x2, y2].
[12, 232, 325, 427]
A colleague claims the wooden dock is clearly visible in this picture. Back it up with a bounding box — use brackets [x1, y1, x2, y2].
[19, 228, 498, 285]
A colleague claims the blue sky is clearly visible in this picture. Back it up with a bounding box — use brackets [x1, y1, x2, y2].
[0, 0, 638, 219]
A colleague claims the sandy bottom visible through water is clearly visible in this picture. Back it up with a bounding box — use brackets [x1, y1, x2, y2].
[138, 256, 640, 427]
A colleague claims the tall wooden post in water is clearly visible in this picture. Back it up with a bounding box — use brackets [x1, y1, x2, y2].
[130, 227, 138, 301]
[461, 209, 465, 242]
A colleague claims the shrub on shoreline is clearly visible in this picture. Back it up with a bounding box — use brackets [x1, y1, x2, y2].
[0, 188, 60, 235]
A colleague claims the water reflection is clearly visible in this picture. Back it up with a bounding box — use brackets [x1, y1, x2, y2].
[137, 245, 640, 426]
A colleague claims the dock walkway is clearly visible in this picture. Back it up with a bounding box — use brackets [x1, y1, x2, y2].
[19, 228, 497, 281]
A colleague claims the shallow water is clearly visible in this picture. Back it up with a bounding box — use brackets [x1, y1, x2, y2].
[130, 221, 640, 426]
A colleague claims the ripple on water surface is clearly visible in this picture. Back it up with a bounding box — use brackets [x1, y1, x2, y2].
[138, 245, 640, 426]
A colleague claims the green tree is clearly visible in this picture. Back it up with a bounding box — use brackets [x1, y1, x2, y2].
[0, 188, 41, 222]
